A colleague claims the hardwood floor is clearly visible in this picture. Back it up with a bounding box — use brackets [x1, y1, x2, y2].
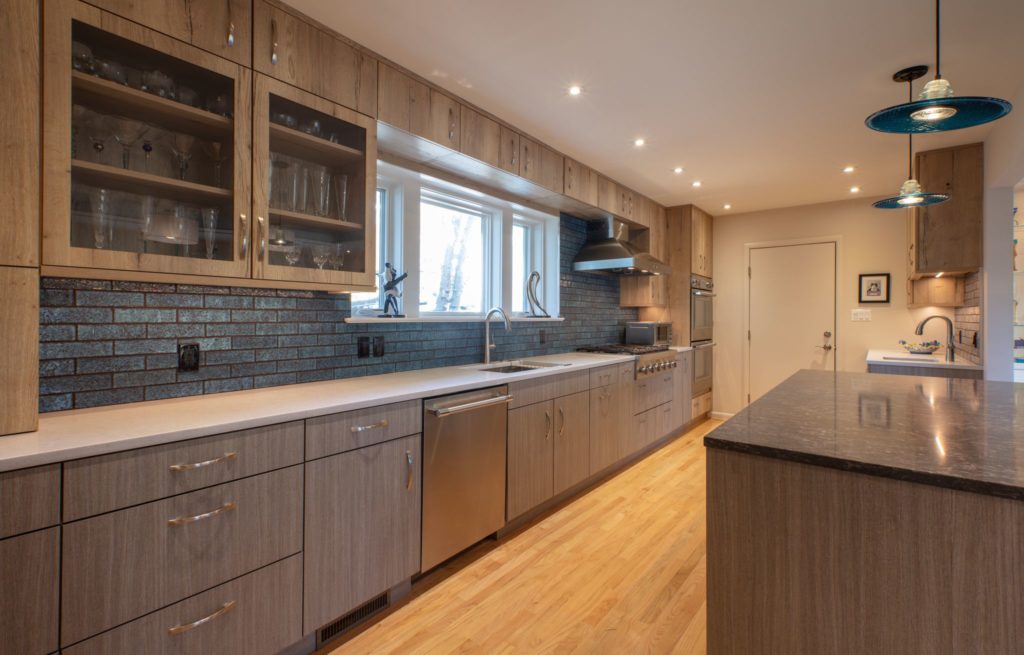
[323, 419, 720, 655]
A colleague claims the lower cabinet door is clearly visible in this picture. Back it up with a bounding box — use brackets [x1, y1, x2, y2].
[507, 401, 554, 520]
[63, 555, 302, 655]
[553, 391, 590, 495]
[0, 528, 59, 655]
[303, 434, 422, 633]
[589, 384, 620, 474]
[628, 409, 654, 456]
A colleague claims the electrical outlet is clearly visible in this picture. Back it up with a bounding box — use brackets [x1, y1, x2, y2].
[357, 336, 370, 358]
[373, 336, 386, 357]
[539, 329, 547, 345]
[851, 309, 872, 322]
[178, 343, 200, 372]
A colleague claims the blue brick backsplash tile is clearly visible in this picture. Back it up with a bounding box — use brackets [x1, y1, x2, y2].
[38, 214, 638, 411]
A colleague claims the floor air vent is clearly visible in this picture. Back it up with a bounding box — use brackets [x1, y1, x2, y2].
[317, 593, 389, 647]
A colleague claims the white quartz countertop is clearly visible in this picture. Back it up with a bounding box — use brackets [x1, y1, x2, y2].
[0, 352, 634, 472]
[866, 349, 983, 371]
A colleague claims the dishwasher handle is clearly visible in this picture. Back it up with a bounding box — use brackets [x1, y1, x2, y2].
[431, 394, 514, 417]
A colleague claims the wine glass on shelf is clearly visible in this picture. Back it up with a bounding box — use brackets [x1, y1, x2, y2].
[285, 244, 302, 266]
[86, 187, 112, 249]
[202, 141, 229, 188]
[332, 173, 349, 220]
[170, 133, 195, 181]
[105, 116, 149, 170]
[309, 165, 331, 217]
[312, 244, 331, 270]
[332, 246, 352, 271]
[202, 208, 218, 259]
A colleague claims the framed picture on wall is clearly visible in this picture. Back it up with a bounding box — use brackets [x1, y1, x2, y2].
[858, 273, 890, 304]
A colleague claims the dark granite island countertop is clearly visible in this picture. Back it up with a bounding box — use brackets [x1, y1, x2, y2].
[704, 369, 1024, 500]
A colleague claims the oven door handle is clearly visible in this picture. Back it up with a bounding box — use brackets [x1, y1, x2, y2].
[692, 290, 716, 297]
[693, 342, 716, 349]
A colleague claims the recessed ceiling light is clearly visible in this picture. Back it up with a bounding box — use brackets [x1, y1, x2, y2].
[723, 204, 732, 210]
[568, 85, 582, 96]
[850, 186, 861, 193]
[843, 165, 856, 173]
[692, 181, 702, 188]
[634, 138, 645, 147]
[673, 167, 684, 174]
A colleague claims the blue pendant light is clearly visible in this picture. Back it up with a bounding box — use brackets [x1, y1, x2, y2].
[866, 0, 1012, 133]
[874, 67, 950, 209]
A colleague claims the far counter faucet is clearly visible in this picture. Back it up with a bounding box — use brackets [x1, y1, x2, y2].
[484, 307, 511, 364]
[915, 314, 955, 362]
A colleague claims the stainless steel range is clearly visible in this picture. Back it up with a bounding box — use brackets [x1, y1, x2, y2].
[577, 344, 677, 379]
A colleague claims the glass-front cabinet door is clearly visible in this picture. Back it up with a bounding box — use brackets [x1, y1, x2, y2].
[253, 74, 376, 289]
[43, 0, 251, 279]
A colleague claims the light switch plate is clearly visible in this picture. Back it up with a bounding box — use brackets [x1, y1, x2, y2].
[851, 309, 872, 322]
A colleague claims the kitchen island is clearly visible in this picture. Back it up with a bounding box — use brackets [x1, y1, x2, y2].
[705, 370, 1024, 655]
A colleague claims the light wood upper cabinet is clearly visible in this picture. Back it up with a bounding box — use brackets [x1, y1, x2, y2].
[499, 125, 520, 175]
[912, 142, 983, 276]
[519, 136, 564, 193]
[1, 0, 39, 267]
[620, 275, 667, 307]
[597, 175, 617, 215]
[253, 74, 377, 289]
[691, 205, 713, 277]
[253, 1, 377, 117]
[459, 105, 502, 169]
[84, 0, 252, 67]
[303, 435, 421, 633]
[43, 0, 253, 280]
[507, 401, 555, 520]
[376, 62, 430, 135]
[553, 391, 590, 495]
[564, 157, 599, 206]
[427, 89, 460, 150]
[0, 267, 39, 436]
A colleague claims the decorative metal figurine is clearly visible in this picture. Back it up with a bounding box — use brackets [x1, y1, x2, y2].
[378, 262, 408, 318]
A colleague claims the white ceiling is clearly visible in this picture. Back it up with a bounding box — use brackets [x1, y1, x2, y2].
[289, 0, 1024, 214]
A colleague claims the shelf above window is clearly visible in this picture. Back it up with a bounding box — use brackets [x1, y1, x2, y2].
[71, 159, 231, 205]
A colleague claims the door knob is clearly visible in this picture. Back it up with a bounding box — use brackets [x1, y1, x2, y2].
[824, 331, 832, 338]
[817, 344, 834, 351]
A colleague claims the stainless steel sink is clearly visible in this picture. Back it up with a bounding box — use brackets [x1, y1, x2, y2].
[484, 365, 538, 373]
[471, 360, 571, 373]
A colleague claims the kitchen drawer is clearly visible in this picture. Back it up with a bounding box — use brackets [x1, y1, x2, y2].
[654, 402, 675, 441]
[63, 421, 304, 521]
[64, 554, 302, 655]
[509, 369, 590, 409]
[692, 392, 712, 418]
[0, 463, 60, 538]
[61, 465, 303, 647]
[628, 408, 655, 456]
[306, 399, 421, 460]
[0, 528, 59, 655]
[655, 370, 675, 407]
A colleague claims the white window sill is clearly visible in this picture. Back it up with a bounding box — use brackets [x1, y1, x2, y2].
[344, 315, 565, 324]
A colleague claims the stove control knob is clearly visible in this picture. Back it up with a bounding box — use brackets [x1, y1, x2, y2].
[639, 365, 649, 373]
[656, 362, 664, 371]
[671, 361, 678, 368]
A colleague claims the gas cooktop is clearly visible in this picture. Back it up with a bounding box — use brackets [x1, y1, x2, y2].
[577, 344, 670, 356]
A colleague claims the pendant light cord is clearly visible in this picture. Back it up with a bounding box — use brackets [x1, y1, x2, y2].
[906, 79, 914, 178]
[935, 0, 942, 79]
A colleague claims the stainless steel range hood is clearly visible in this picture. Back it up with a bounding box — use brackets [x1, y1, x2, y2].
[572, 218, 671, 276]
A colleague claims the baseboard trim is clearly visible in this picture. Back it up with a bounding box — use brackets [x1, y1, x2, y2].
[710, 411, 734, 420]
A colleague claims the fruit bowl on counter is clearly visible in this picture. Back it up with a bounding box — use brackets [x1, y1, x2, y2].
[898, 339, 942, 355]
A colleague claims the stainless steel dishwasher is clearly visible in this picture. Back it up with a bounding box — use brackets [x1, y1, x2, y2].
[422, 385, 512, 572]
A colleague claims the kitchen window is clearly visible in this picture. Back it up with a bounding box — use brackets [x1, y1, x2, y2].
[349, 162, 559, 320]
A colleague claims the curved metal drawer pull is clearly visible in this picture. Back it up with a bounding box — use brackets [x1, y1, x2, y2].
[169, 452, 238, 472]
[406, 450, 414, 490]
[167, 501, 237, 526]
[168, 600, 237, 636]
[351, 419, 388, 433]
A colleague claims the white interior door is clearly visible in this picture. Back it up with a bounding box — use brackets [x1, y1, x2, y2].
[747, 241, 837, 404]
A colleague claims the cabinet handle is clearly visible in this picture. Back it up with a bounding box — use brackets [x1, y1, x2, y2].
[448, 107, 455, 140]
[169, 452, 238, 472]
[239, 213, 249, 259]
[257, 215, 266, 260]
[545, 411, 551, 440]
[406, 450, 414, 491]
[522, 144, 528, 172]
[226, 0, 235, 47]
[558, 407, 565, 438]
[270, 18, 278, 65]
[168, 600, 236, 636]
[350, 419, 388, 433]
[167, 501, 237, 526]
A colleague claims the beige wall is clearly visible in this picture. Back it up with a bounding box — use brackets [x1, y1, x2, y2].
[713, 197, 954, 416]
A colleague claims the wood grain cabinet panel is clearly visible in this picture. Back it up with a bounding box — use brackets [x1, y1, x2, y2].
[376, 62, 430, 134]
[64, 554, 302, 655]
[629, 408, 655, 457]
[459, 106, 502, 169]
[674, 350, 693, 428]
[305, 399, 422, 460]
[553, 391, 590, 495]
[564, 157, 599, 206]
[0, 464, 60, 538]
[63, 421, 304, 521]
[253, 1, 377, 116]
[83, 0, 251, 66]
[691, 205, 713, 277]
[519, 136, 564, 193]
[0, 0, 39, 267]
[0, 528, 60, 655]
[914, 143, 983, 275]
[61, 465, 303, 646]
[597, 175, 618, 215]
[0, 267, 39, 436]
[499, 125, 520, 175]
[507, 401, 555, 520]
[508, 369, 590, 409]
[588, 384, 621, 474]
[427, 89, 460, 150]
[303, 435, 421, 633]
